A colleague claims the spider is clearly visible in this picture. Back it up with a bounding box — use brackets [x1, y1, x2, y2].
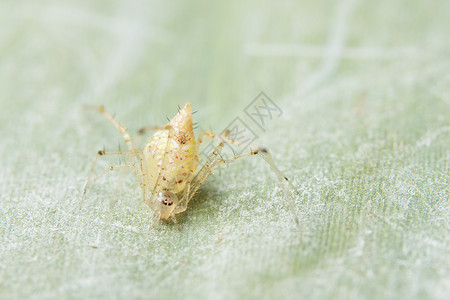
[81, 103, 300, 232]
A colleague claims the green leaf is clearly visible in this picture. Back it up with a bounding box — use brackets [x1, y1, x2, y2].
[1, 0, 449, 299]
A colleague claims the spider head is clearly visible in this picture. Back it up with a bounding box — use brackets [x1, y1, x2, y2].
[156, 191, 178, 221]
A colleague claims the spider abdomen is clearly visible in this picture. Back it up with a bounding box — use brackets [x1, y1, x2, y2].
[143, 103, 197, 193]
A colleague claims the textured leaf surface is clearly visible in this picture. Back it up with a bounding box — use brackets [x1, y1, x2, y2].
[1, 0, 449, 299]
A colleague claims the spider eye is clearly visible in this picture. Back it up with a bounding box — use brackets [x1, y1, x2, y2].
[158, 192, 178, 208]
[160, 197, 174, 206]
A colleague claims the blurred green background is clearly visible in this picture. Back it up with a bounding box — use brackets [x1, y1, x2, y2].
[0, 0, 449, 299]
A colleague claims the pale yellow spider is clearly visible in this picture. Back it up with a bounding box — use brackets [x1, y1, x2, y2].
[81, 103, 300, 232]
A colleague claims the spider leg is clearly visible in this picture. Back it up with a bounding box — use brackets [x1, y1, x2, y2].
[187, 128, 230, 184]
[196, 129, 231, 145]
[173, 181, 191, 214]
[151, 213, 161, 228]
[197, 130, 298, 194]
[80, 150, 143, 208]
[86, 106, 153, 204]
[85, 105, 137, 152]
[251, 148, 302, 236]
[187, 141, 226, 204]
[190, 139, 302, 237]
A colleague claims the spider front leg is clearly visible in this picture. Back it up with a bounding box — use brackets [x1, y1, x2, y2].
[85, 105, 137, 152]
[85, 105, 155, 206]
[80, 149, 143, 208]
[173, 181, 191, 214]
